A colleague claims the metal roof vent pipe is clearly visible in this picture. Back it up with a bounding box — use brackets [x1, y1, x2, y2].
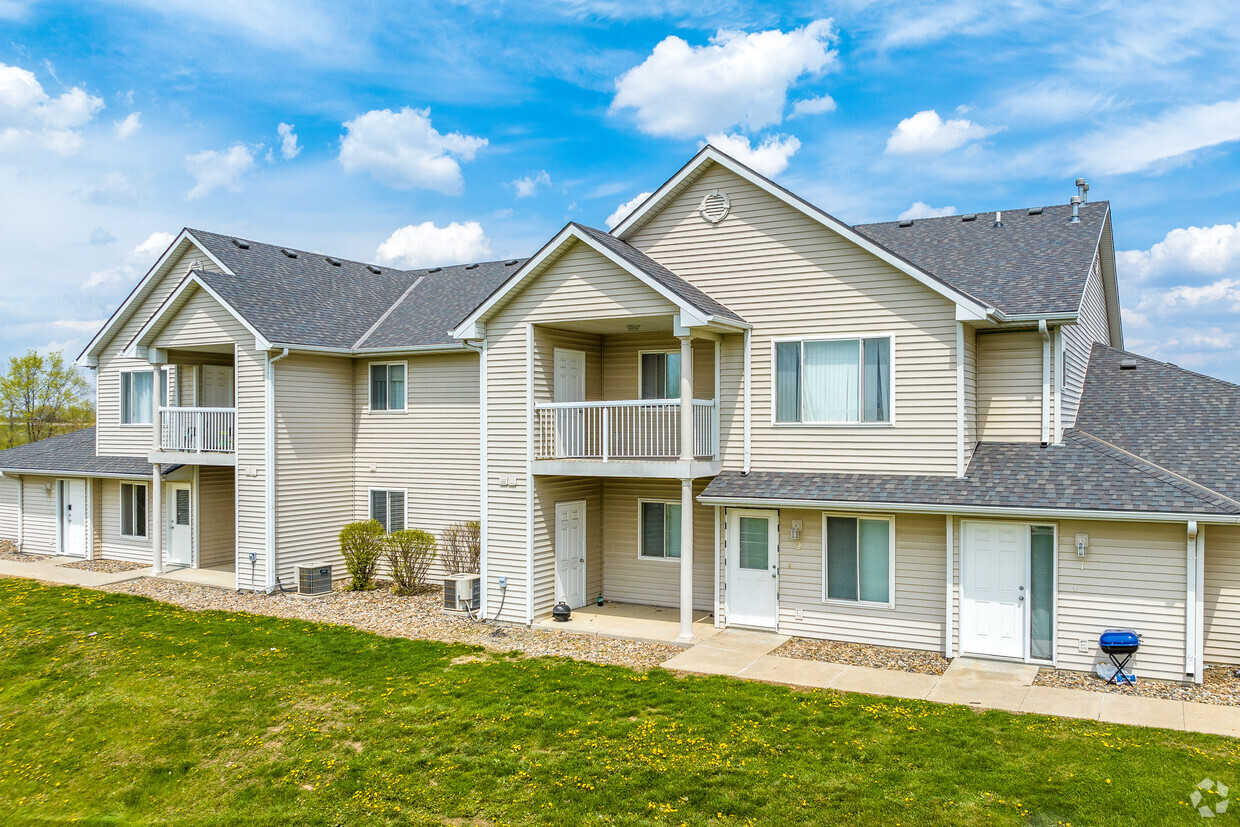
[1070, 196, 1082, 223]
[1076, 177, 1089, 202]
[993, 210, 1003, 228]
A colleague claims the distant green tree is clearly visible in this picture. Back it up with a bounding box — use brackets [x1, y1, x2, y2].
[0, 350, 94, 447]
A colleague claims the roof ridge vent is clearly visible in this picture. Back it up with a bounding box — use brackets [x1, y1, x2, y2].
[367, 264, 382, 274]
[280, 248, 298, 259]
[230, 238, 250, 249]
[326, 256, 341, 266]
[1119, 356, 1138, 370]
[465, 263, 479, 270]
[961, 214, 977, 222]
[1070, 196, 1082, 224]
[1028, 206, 1043, 215]
[993, 211, 1003, 228]
[898, 219, 914, 228]
[427, 266, 442, 273]
[504, 259, 519, 266]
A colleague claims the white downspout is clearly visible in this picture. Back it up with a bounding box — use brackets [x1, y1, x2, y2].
[463, 338, 487, 616]
[15, 473, 23, 552]
[1053, 327, 1064, 444]
[1038, 320, 1051, 446]
[945, 515, 954, 658]
[742, 328, 751, 474]
[1196, 526, 1206, 685]
[955, 323, 966, 477]
[264, 347, 290, 593]
[1187, 520, 1199, 681]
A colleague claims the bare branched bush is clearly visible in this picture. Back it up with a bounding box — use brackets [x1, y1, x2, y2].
[441, 520, 481, 574]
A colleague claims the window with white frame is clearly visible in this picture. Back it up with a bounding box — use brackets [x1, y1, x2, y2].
[369, 489, 406, 533]
[369, 362, 407, 411]
[120, 368, 170, 424]
[639, 500, 682, 559]
[120, 482, 147, 538]
[639, 351, 681, 399]
[823, 515, 892, 604]
[775, 337, 892, 423]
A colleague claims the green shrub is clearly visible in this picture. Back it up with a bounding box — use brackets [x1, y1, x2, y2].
[384, 529, 437, 595]
[441, 519, 481, 574]
[339, 520, 384, 591]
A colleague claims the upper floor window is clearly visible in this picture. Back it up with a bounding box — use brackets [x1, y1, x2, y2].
[120, 368, 169, 424]
[369, 362, 406, 412]
[640, 351, 681, 399]
[774, 337, 891, 424]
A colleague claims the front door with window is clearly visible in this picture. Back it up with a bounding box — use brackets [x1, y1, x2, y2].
[554, 500, 587, 609]
[58, 479, 87, 557]
[726, 509, 779, 630]
[961, 521, 1026, 659]
[167, 484, 192, 567]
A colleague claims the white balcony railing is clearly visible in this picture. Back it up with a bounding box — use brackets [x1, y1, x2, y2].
[159, 407, 236, 453]
[535, 399, 716, 462]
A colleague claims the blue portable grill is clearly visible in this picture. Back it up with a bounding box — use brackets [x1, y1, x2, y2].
[1099, 629, 1140, 685]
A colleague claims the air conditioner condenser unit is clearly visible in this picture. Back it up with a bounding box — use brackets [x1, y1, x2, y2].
[294, 563, 333, 597]
[443, 574, 481, 614]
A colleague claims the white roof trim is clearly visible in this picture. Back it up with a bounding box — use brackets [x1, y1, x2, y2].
[122, 272, 271, 357]
[451, 224, 745, 340]
[79, 229, 235, 364]
[611, 146, 992, 318]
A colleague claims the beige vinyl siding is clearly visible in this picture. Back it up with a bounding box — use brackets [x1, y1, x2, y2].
[962, 325, 978, 463]
[353, 351, 482, 581]
[1060, 257, 1111, 429]
[483, 241, 682, 623]
[533, 328, 602, 402]
[177, 365, 197, 406]
[0, 475, 17, 539]
[628, 164, 960, 474]
[1204, 525, 1240, 665]
[976, 331, 1043, 442]
[95, 248, 223, 457]
[99, 478, 154, 563]
[602, 478, 713, 610]
[531, 476, 603, 615]
[1056, 519, 1187, 682]
[774, 511, 947, 650]
[16, 476, 57, 554]
[91, 478, 103, 558]
[719, 333, 744, 470]
[272, 354, 354, 584]
[198, 466, 235, 568]
[599, 332, 715, 401]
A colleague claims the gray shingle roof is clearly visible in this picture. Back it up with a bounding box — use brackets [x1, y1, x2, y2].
[187, 229, 516, 351]
[700, 431, 1240, 516]
[1074, 344, 1240, 501]
[854, 202, 1109, 316]
[571, 223, 745, 323]
[0, 428, 151, 477]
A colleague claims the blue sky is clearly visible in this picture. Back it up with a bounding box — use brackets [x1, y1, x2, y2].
[2, 1, 1239, 383]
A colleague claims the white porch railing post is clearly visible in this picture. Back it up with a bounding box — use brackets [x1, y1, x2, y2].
[150, 362, 164, 576]
[679, 336, 693, 464]
[601, 405, 610, 462]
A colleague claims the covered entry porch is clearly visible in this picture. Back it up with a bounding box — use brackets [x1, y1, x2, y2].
[533, 602, 720, 646]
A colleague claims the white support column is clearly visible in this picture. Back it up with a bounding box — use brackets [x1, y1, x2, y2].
[150, 362, 164, 575]
[678, 477, 695, 642]
[944, 515, 954, 658]
[1187, 520, 1200, 681]
[679, 336, 693, 464]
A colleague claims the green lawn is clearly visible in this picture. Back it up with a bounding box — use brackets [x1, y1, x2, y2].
[0, 579, 1236, 825]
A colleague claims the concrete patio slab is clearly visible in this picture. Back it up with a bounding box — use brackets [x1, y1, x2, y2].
[738, 655, 847, 689]
[694, 628, 788, 655]
[158, 565, 235, 590]
[1184, 702, 1240, 738]
[943, 657, 1039, 685]
[830, 665, 937, 700]
[662, 644, 760, 677]
[0, 557, 150, 587]
[534, 603, 720, 647]
[1099, 693, 1186, 730]
[1020, 685, 1105, 720]
[928, 676, 1030, 711]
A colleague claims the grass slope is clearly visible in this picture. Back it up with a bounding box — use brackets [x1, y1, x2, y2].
[0, 578, 1235, 825]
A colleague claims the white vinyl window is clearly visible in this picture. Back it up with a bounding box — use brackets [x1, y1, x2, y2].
[823, 515, 893, 605]
[774, 337, 892, 424]
[639, 351, 681, 399]
[120, 482, 148, 538]
[120, 368, 170, 424]
[369, 489, 406, 533]
[639, 500, 682, 559]
[368, 362, 407, 412]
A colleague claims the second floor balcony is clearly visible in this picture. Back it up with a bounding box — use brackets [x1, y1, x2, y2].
[535, 398, 716, 462]
[156, 406, 236, 463]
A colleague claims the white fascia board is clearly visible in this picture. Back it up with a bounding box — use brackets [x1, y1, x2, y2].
[123, 273, 271, 357]
[80, 229, 235, 363]
[266, 342, 469, 357]
[612, 146, 992, 319]
[451, 227, 577, 339]
[0, 467, 151, 481]
[695, 494, 1240, 525]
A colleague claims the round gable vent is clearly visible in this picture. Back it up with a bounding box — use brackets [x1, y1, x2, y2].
[699, 189, 730, 224]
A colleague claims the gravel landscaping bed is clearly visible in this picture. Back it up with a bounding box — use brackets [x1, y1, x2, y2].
[101, 578, 681, 670]
[0, 539, 50, 562]
[58, 559, 149, 573]
[1035, 663, 1240, 706]
[774, 636, 951, 675]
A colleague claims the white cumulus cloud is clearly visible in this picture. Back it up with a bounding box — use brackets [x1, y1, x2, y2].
[339, 107, 486, 194]
[374, 221, 492, 269]
[84, 231, 175, 289]
[512, 169, 551, 197]
[185, 142, 257, 199]
[610, 19, 837, 137]
[1076, 98, 1240, 175]
[277, 121, 300, 160]
[0, 61, 103, 153]
[113, 112, 140, 140]
[605, 191, 652, 230]
[791, 94, 837, 117]
[705, 132, 800, 177]
[898, 201, 957, 220]
[885, 109, 996, 155]
[1118, 222, 1240, 284]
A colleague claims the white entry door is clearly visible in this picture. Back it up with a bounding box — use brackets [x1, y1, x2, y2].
[961, 521, 1026, 659]
[552, 348, 587, 457]
[167, 484, 193, 567]
[58, 479, 87, 557]
[201, 365, 234, 408]
[554, 500, 587, 609]
[726, 509, 779, 630]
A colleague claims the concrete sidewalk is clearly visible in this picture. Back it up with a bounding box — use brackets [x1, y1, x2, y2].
[0, 556, 152, 587]
[663, 633, 1240, 739]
